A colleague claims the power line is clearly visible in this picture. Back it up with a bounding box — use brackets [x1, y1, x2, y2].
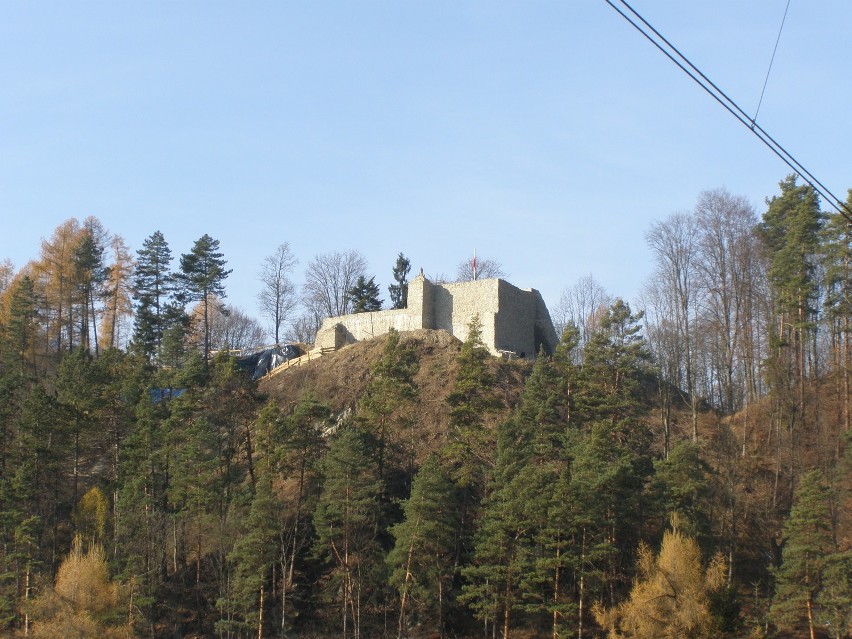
[602, 0, 851, 223]
[753, 0, 791, 124]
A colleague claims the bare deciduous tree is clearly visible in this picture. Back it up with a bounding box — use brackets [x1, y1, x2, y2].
[205, 301, 266, 352]
[0, 258, 13, 295]
[695, 188, 761, 413]
[455, 255, 506, 282]
[303, 250, 368, 319]
[552, 274, 613, 354]
[639, 279, 680, 458]
[257, 243, 298, 344]
[288, 312, 322, 345]
[646, 212, 702, 441]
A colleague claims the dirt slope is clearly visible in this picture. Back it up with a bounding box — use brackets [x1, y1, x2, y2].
[260, 329, 532, 459]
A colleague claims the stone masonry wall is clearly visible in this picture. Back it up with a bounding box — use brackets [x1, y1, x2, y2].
[495, 279, 537, 357]
[313, 275, 557, 358]
[314, 308, 420, 350]
[433, 279, 500, 353]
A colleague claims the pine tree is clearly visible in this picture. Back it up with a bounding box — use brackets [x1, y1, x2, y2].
[347, 275, 383, 313]
[442, 315, 500, 490]
[460, 334, 585, 639]
[357, 328, 419, 496]
[463, 422, 569, 639]
[264, 395, 328, 633]
[177, 234, 232, 362]
[72, 218, 109, 355]
[55, 348, 105, 508]
[114, 382, 170, 633]
[770, 469, 836, 639]
[653, 441, 714, 552]
[387, 455, 460, 639]
[0, 275, 39, 379]
[461, 467, 525, 639]
[759, 175, 824, 437]
[580, 299, 651, 427]
[313, 428, 383, 639]
[133, 231, 179, 363]
[569, 422, 644, 637]
[388, 253, 411, 310]
[218, 474, 279, 639]
[821, 190, 852, 432]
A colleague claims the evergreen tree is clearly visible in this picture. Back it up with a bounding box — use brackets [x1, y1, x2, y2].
[388, 253, 411, 310]
[114, 381, 170, 633]
[357, 328, 419, 497]
[580, 299, 651, 427]
[55, 349, 106, 508]
[569, 422, 645, 636]
[177, 234, 232, 361]
[347, 275, 383, 313]
[461, 337, 583, 639]
[461, 467, 525, 639]
[72, 218, 109, 355]
[133, 231, 179, 363]
[463, 421, 569, 639]
[218, 474, 279, 639]
[442, 315, 500, 490]
[770, 469, 836, 639]
[818, 550, 852, 639]
[821, 190, 852, 432]
[653, 441, 715, 552]
[759, 175, 823, 434]
[387, 455, 460, 639]
[0, 275, 39, 379]
[266, 395, 328, 632]
[313, 428, 383, 639]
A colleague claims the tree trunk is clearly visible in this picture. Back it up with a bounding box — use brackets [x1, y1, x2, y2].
[397, 537, 416, 639]
[578, 528, 586, 639]
[244, 418, 256, 491]
[258, 581, 264, 639]
[806, 594, 815, 639]
[552, 539, 560, 639]
[438, 579, 444, 639]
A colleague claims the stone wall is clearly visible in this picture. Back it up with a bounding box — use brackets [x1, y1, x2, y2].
[432, 279, 500, 351]
[314, 308, 419, 350]
[495, 279, 537, 357]
[313, 274, 557, 358]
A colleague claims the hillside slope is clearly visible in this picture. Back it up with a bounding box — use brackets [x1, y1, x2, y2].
[260, 328, 532, 459]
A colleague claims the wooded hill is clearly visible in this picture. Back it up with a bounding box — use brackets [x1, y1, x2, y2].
[0, 317, 847, 638]
[0, 176, 850, 638]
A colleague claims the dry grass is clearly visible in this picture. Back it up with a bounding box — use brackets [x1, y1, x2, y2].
[261, 329, 531, 462]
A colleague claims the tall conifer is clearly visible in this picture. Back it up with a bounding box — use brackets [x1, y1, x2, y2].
[177, 234, 232, 362]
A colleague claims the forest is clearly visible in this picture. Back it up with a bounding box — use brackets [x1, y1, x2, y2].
[0, 175, 849, 638]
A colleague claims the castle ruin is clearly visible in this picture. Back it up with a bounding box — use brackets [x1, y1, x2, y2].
[314, 274, 558, 359]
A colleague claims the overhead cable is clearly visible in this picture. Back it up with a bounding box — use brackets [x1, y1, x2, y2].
[602, 0, 851, 222]
[753, 0, 791, 125]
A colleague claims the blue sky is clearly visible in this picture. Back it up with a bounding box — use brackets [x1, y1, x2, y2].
[2, 1, 849, 324]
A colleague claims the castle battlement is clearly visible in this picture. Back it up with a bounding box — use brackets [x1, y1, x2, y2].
[314, 275, 558, 359]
